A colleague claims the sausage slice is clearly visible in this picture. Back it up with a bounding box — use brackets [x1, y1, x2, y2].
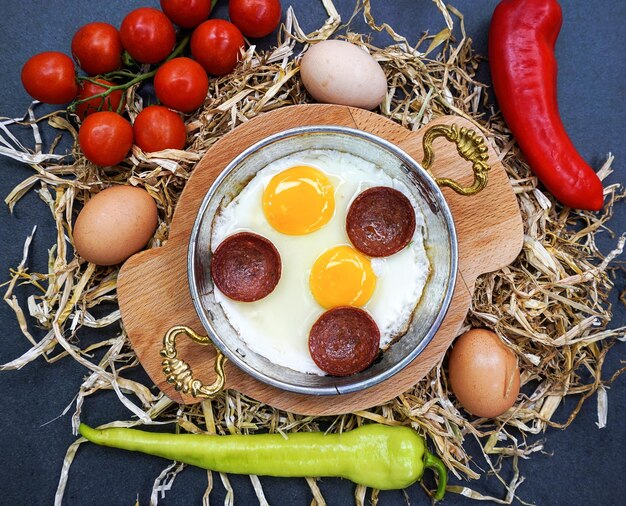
[346, 186, 416, 257]
[309, 306, 380, 376]
[210, 232, 281, 302]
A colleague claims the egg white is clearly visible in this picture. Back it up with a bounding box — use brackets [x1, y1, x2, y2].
[211, 149, 430, 375]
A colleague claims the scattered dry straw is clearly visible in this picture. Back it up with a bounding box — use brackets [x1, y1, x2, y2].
[1, 1, 624, 504]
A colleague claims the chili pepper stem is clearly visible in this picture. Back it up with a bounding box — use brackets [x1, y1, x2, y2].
[423, 451, 447, 501]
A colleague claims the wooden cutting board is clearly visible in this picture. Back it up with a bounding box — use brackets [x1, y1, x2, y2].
[118, 104, 523, 415]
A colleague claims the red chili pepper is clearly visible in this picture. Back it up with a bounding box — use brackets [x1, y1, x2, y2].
[488, 0, 604, 211]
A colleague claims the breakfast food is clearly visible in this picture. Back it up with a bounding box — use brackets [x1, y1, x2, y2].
[210, 149, 430, 376]
[73, 185, 158, 266]
[346, 186, 416, 257]
[262, 165, 334, 235]
[309, 245, 376, 309]
[210, 232, 282, 302]
[448, 329, 521, 418]
[300, 40, 387, 110]
[309, 306, 380, 376]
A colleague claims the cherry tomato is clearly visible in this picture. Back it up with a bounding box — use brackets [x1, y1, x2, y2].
[79, 111, 133, 166]
[75, 79, 124, 120]
[191, 19, 245, 76]
[133, 105, 187, 152]
[229, 0, 281, 38]
[21, 52, 77, 104]
[160, 0, 213, 29]
[154, 57, 209, 112]
[71, 22, 123, 76]
[120, 8, 176, 64]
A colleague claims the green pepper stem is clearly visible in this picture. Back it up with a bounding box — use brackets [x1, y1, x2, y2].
[423, 451, 447, 501]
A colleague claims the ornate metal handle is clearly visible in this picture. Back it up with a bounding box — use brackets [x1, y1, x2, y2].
[160, 325, 227, 398]
[422, 124, 490, 196]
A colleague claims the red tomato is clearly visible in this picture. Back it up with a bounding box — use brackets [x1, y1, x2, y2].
[75, 79, 124, 120]
[229, 0, 281, 38]
[154, 57, 209, 112]
[133, 105, 187, 152]
[71, 22, 123, 76]
[160, 0, 213, 29]
[79, 111, 133, 166]
[21, 52, 77, 104]
[191, 19, 245, 76]
[120, 8, 176, 64]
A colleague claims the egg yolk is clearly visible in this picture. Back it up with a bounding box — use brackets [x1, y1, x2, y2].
[309, 245, 376, 309]
[262, 166, 335, 235]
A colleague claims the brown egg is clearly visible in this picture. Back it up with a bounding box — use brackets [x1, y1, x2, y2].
[73, 186, 158, 266]
[448, 329, 520, 418]
[300, 40, 387, 110]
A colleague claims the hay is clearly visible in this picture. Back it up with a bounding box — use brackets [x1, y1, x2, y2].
[1, 1, 624, 504]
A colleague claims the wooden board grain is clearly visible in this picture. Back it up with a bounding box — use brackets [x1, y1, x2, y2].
[118, 104, 523, 415]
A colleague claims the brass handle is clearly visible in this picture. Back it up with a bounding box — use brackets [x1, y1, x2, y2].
[422, 124, 490, 196]
[160, 325, 227, 398]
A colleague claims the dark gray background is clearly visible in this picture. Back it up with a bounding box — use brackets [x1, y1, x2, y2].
[0, 1, 624, 504]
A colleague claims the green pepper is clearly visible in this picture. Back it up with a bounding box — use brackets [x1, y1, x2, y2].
[79, 423, 447, 499]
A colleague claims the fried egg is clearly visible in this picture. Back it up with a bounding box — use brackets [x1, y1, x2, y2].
[211, 149, 430, 375]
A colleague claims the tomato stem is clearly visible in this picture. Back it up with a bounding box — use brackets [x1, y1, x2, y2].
[69, 35, 191, 115]
[122, 50, 137, 69]
[69, 72, 156, 113]
[166, 34, 191, 61]
[100, 70, 140, 79]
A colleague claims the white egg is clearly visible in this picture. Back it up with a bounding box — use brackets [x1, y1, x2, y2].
[211, 149, 430, 375]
